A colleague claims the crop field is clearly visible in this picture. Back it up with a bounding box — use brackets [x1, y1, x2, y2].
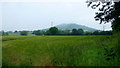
[2, 35, 120, 66]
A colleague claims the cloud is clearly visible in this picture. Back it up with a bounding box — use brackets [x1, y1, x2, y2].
[0, 0, 86, 3]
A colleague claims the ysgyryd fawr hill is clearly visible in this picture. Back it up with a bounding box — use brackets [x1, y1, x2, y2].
[43, 23, 98, 32]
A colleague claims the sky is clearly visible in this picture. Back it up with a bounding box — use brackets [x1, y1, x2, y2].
[0, 0, 112, 31]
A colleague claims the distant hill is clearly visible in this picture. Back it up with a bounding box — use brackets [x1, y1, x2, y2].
[55, 23, 98, 32]
[42, 23, 98, 32]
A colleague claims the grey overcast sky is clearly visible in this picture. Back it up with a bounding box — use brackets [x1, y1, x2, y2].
[0, 0, 112, 31]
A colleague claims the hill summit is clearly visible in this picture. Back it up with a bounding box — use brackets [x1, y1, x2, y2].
[55, 23, 97, 32]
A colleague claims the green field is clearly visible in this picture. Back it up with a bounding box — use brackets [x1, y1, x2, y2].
[2, 35, 120, 66]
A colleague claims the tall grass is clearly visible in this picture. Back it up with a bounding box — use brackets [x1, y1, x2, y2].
[2, 35, 119, 66]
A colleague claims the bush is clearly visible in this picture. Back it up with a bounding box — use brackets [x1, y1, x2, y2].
[33, 30, 43, 35]
[20, 31, 28, 35]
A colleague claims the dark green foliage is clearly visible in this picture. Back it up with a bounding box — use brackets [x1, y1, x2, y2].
[1, 31, 9, 36]
[78, 29, 84, 35]
[1, 29, 112, 36]
[46, 27, 59, 35]
[100, 31, 112, 35]
[84, 30, 112, 35]
[20, 31, 28, 35]
[85, 32, 93, 35]
[71, 29, 79, 35]
[112, 18, 120, 33]
[71, 29, 84, 35]
[87, 1, 120, 32]
[32, 30, 43, 35]
[92, 30, 112, 35]
[14, 30, 18, 33]
[86, 1, 120, 66]
[93, 30, 100, 35]
[58, 30, 71, 35]
[97, 34, 120, 65]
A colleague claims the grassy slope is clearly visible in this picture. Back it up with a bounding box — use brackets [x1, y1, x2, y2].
[2, 35, 120, 66]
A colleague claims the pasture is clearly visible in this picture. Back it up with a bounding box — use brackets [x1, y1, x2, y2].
[2, 35, 120, 66]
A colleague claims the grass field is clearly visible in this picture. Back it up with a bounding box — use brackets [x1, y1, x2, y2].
[2, 35, 120, 66]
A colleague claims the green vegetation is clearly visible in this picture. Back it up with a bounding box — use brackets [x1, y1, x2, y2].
[0, 31, 8, 36]
[0, 28, 112, 36]
[46, 27, 59, 35]
[1, 1, 119, 67]
[20, 31, 28, 36]
[2, 35, 120, 66]
[32, 30, 43, 35]
[87, 1, 120, 32]
[71, 29, 84, 35]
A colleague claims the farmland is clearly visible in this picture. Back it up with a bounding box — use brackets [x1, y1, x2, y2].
[2, 35, 120, 66]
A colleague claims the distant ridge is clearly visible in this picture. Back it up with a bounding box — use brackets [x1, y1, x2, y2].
[55, 23, 98, 32]
[43, 23, 98, 32]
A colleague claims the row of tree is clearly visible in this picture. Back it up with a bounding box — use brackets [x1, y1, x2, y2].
[32, 27, 112, 35]
[1, 27, 112, 36]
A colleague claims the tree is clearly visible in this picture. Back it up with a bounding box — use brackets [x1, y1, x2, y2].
[20, 31, 28, 35]
[14, 30, 18, 33]
[93, 30, 100, 35]
[86, 0, 120, 32]
[78, 29, 84, 35]
[33, 30, 42, 35]
[100, 31, 112, 35]
[71, 29, 79, 35]
[85, 31, 92, 35]
[71, 29, 84, 35]
[46, 27, 59, 35]
[1, 31, 8, 36]
[59, 30, 71, 35]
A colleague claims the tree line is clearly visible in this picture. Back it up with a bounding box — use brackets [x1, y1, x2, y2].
[1, 27, 112, 36]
